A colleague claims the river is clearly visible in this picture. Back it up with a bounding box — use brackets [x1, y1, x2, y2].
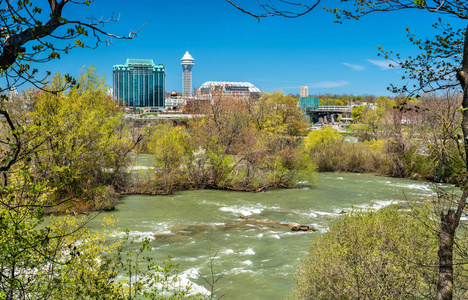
[80, 171, 453, 300]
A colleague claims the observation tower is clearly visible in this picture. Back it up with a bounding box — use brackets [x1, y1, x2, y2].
[181, 51, 194, 97]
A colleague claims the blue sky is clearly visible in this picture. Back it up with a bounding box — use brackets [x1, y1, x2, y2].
[37, 0, 465, 97]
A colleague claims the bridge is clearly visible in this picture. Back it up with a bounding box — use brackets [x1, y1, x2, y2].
[305, 106, 353, 123]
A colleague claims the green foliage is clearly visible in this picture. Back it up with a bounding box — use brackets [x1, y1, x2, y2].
[267, 149, 316, 187]
[147, 123, 189, 170]
[375, 95, 395, 109]
[352, 106, 386, 141]
[0, 167, 115, 299]
[0, 0, 135, 94]
[307, 138, 385, 173]
[253, 91, 309, 136]
[0, 168, 204, 299]
[292, 205, 442, 299]
[302, 126, 341, 151]
[27, 66, 133, 211]
[351, 105, 366, 120]
[319, 98, 345, 106]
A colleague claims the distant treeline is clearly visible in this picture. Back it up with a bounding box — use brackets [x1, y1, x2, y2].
[308, 89, 465, 184]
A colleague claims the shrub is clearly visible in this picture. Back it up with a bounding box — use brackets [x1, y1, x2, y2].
[306, 139, 384, 173]
[292, 206, 440, 299]
[303, 126, 341, 152]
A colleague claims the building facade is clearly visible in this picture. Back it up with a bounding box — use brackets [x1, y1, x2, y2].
[165, 91, 185, 109]
[298, 96, 319, 113]
[198, 81, 261, 99]
[113, 59, 165, 108]
[300, 86, 308, 97]
[181, 51, 194, 97]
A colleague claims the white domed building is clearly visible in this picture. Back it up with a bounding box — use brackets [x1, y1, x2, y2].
[198, 81, 261, 99]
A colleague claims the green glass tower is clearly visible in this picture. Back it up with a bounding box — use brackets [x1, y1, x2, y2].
[113, 59, 165, 108]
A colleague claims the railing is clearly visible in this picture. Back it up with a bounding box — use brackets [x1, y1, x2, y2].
[318, 106, 353, 112]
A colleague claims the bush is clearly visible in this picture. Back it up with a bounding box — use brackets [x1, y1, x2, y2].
[303, 126, 341, 152]
[292, 206, 440, 299]
[306, 138, 384, 173]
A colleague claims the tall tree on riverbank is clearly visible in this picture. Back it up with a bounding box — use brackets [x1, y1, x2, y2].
[419, 90, 464, 183]
[28, 67, 136, 211]
[227, 1, 468, 299]
[0, 0, 139, 182]
[0, 1, 141, 298]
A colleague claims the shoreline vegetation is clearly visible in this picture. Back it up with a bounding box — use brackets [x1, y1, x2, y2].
[117, 92, 464, 199]
[4, 68, 460, 214]
[306, 92, 464, 182]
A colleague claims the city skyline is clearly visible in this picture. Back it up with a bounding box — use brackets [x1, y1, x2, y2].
[34, 1, 466, 97]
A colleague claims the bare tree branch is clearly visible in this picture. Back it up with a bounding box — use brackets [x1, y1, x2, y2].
[225, 0, 321, 20]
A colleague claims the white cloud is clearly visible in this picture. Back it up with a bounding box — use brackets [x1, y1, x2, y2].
[367, 59, 399, 70]
[342, 63, 365, 71]
[309, 80, 350, 88]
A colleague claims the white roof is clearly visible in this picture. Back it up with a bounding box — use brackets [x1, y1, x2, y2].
[181, 51, 194, 61]
[200, 81, 261, 93]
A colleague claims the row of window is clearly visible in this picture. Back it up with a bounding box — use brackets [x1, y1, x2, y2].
[113, 69, 165, 107]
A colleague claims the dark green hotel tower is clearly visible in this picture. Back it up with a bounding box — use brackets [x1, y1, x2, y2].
[113, 59, 165, 108]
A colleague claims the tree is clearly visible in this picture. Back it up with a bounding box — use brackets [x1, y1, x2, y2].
[251, 91, 308, 136]
[0, 1, 141, 298]
[302, 126, 341, 152]
[0, 0, 140, 212]
[225, 0, 320, 19]
[227, 1, 468, 299]
[330, 4, 468, 298]
[145, 122, 190, 194]
[379, 99, 426, 178]
[27, 67, 135, 211]
[0, 0, 139, 187]
[355, 106, 386, 141]
[181, 91, 315, 191]
[0, 0, 140, 93]
[351, 105, 366, 120]
[418, 90, 464, 183]
[147, 123, 189, 171]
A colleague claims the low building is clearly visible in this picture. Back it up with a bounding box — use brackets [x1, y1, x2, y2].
[165, 90, 185, 109]
[298, 96, 319, 113]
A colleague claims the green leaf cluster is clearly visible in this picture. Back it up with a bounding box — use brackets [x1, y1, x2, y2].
[303, 126, 341, 151]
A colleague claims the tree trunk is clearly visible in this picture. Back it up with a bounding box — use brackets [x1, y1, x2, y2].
[437, 210, 456, 300]
[436, 154, 443, 183]
[436, 23, 468, 300]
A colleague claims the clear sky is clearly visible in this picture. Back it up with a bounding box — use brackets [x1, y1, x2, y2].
[37, 0, 466, 97]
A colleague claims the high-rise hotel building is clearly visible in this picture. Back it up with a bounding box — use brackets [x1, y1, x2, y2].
[113, 59, 165, 108]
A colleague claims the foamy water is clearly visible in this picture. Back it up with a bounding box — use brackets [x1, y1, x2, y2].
[74, 171, 457, 300]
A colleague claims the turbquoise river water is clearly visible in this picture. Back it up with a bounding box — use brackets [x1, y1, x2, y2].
[80, 169, 457, 300]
